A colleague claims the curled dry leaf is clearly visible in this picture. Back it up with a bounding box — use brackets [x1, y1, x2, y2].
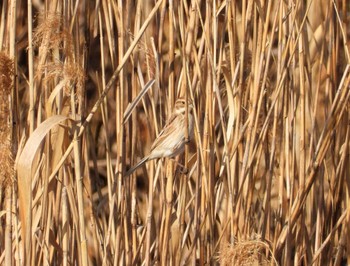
[17, 115, 72, 262]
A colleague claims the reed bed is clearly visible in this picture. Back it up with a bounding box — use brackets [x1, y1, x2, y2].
[0, 0, 350, 265]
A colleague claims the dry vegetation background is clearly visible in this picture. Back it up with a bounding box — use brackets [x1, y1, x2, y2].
[0, 0, 350, 265]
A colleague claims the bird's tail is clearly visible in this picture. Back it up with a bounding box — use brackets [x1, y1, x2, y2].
[125, 156, 149, 176]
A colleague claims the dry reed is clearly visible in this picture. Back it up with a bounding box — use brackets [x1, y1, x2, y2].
[0, 0, 350, 265]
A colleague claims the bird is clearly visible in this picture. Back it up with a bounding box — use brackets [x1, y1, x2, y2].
[125, 98, 194, 176]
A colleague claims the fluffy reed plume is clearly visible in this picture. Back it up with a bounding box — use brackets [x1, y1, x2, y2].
[41, 61, 85, 95]
[33, 12, 84, 107]
[33, 12, 75, 90]
[0, 52, 14, 186]
[33, 12, 73, 59]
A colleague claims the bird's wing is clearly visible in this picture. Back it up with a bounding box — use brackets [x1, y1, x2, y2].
[150, 114, 184, 152]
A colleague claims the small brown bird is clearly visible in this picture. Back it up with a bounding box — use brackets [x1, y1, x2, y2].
[126, 98, 194, 176]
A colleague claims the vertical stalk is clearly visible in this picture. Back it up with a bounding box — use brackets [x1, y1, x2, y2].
[62, 185, 68, 266]
[71, 87, 88, 266]
[8, 0, 17, 264]
[114, 0, 125, 262]
[28, 0, 35, 134]
[168, 0, 175, 106]
[131, 0, 141, 263]
[5, 186, 12, 266]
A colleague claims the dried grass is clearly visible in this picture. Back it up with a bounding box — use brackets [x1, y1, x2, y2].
[1, 0, 350, 265]
[218, 238, 274, 266]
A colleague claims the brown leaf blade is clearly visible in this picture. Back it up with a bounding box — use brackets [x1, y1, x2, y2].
[17, 115, 70, 263]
